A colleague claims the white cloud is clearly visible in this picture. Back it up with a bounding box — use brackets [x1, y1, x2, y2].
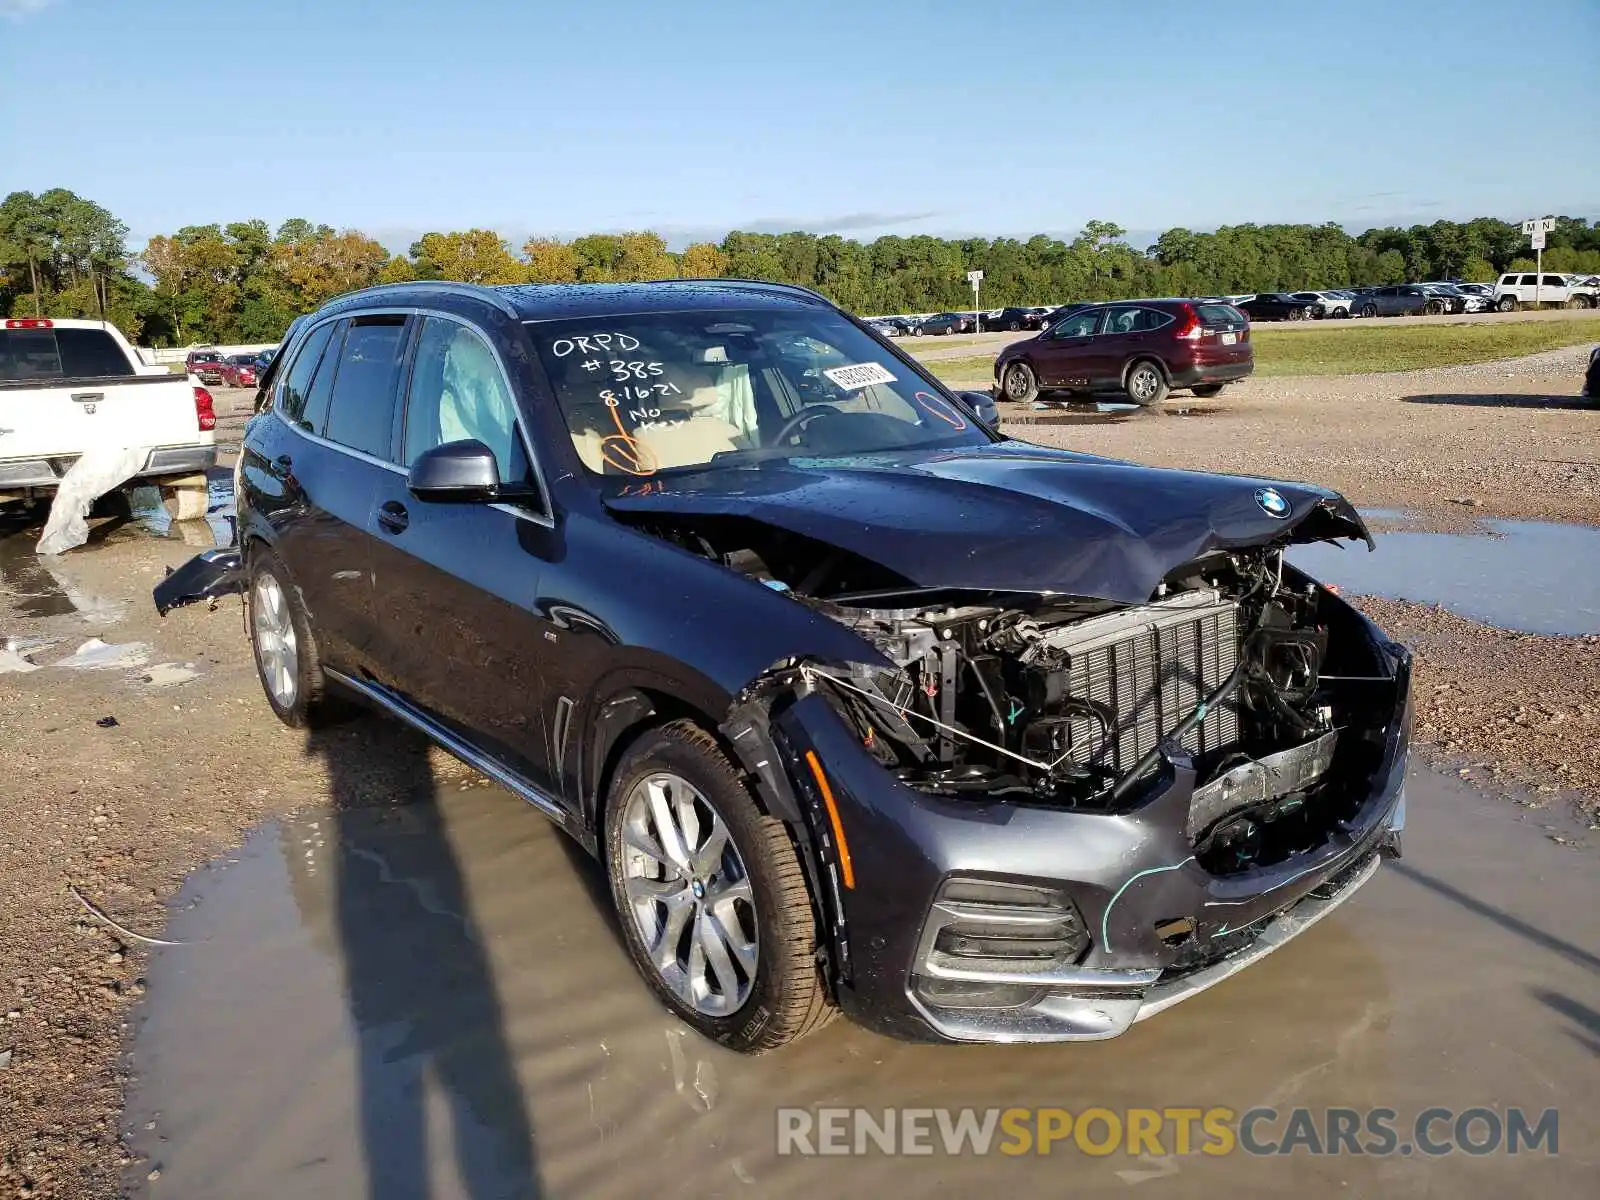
[0, 0, 60, 19]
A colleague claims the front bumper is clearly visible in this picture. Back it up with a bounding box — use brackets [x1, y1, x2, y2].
[0, 444, 217, 490]
[773, 642, 1410, 1044]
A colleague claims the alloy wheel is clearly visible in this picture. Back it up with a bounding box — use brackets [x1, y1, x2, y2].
[1129, 366, 1160, 402]
[619, 771, 758, 1017]
[251, 571, 299, 708]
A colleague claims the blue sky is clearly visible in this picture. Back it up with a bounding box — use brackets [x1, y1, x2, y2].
[3, 0, 1596, 251]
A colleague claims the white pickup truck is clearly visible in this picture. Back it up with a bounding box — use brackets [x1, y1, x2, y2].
[0, 318, 217, 507]
[1491, 272, 1599, 311]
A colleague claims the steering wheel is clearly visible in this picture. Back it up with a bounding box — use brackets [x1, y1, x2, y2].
[766, 406, 836, 447]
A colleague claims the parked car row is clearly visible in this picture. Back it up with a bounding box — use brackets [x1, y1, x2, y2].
[866, 307, 1054, 337]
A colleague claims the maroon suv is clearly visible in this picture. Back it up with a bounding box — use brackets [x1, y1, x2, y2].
[993, 299, 1252, 406]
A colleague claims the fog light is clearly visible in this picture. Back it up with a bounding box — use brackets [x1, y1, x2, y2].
[913, 877, 1091, 1007]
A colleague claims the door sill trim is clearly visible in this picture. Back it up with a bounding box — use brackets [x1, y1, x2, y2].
[324, 668, 590, 847]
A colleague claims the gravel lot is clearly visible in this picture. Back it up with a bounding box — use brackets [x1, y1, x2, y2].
[1, 349, 1597, 1196]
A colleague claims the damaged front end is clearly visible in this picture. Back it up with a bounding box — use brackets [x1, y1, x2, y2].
[695, 528, 1410, 1042]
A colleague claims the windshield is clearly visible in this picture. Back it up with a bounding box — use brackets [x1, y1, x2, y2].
[529, 308, 992, 477]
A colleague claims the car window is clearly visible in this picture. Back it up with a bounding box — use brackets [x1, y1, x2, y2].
[0, 327, 136, 381]
[529, 307, 990, 476]
[1520, 275, 1538, 285]
[323, 316, 410, 459]
[1542, 276, 1564, 287]
[276, 321, 337, 426]
[401, 317, 523, 484]
[1051, 310, 1102, 338]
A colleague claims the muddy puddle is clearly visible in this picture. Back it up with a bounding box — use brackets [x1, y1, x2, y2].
[1290, 517, 1600, 635]
[124, 763, 1598, 1198]
[1004, 401, 1224, 425]
[0, 470, 235, 621]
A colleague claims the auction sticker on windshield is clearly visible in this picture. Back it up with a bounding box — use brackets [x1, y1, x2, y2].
[823, 362, 897, 391]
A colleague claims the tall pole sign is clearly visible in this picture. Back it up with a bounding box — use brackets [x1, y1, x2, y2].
[967, 269, 984, 332]
[1523, 217, 1555, 305]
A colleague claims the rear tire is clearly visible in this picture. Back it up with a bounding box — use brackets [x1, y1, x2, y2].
[1497, 296, 1518, 312]
[604, 721, 835, 1052]
[1361, 303, 1378, 318]
[246, 547, 345, 728]
[1125, 360, 1169, 407]
[1001, 360, 1040, 404]
[1191, 384, 1225, 398]
[1334, 308, 1349, 319]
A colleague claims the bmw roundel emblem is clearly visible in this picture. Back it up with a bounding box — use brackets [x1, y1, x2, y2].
[1255, 487, 1291, 518]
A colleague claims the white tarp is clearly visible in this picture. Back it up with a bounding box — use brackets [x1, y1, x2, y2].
[37, 445, 150, 556]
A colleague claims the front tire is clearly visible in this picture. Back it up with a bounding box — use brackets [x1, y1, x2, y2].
[246, 547, 342, 728]
[604, 721, 834, 1052]
[1497, 296, 1518, 312]
[1288, 307, 1305, 321]
[1361, 303, 1379, 318]
[1001, 360, 1039, 404]
[1125, 360, 1169, 407]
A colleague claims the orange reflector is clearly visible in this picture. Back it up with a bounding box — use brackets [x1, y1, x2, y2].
[804, 750, 855, 890]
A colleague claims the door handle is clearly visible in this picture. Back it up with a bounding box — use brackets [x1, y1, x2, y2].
[377, 500, 409, 534]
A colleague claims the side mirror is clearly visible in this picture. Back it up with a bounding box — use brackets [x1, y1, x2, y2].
[407, 439, 501, 502]
[957, 390, 1000, 429]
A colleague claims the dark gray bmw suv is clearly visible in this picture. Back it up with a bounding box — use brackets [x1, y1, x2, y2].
[157, 279, 1409, 1051]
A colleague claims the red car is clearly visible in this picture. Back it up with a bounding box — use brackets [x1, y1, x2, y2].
[218, 353, 260, 389]
[186, 349, 225, 383]
[993, 299, 1253, 407]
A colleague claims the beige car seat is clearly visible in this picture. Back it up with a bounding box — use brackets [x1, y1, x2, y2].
[566, 357, 760, 473]
[435, 328, 518, 477]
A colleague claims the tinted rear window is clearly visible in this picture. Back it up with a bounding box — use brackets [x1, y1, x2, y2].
[1196, 304, 1244, 325]
[323, 317, 409, 459]
[0, 327, 134, 382]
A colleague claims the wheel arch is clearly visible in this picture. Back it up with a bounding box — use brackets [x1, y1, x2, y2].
[1121, 354, 1171, 388]
[584, 681, 846, 992]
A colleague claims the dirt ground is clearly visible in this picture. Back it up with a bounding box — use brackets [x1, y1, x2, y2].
[1, 353, 1597, 1197]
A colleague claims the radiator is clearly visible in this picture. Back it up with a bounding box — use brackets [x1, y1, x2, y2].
[1030, 590, 1241, 775]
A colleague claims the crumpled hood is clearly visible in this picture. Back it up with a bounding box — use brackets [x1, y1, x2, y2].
[603, 443, 1372, 604]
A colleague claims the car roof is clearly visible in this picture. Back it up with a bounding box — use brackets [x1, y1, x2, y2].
[317, 278, 834, 324]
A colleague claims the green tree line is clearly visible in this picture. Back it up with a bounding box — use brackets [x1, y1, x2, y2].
[3, 188, 1597, 344]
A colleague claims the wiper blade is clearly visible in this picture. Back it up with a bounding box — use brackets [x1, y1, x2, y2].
[707, 446, 792, 466]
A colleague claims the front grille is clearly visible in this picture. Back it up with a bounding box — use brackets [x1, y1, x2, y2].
[1042, 591, 1240, 775]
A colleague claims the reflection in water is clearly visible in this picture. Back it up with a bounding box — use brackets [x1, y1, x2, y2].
[315, 723, 539, 1200]
[1289, 518, 1600, 635]
[0, 467, 235, 618]
[126, 764, 1600, 1196]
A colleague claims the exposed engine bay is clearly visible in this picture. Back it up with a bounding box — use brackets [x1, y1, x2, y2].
[626, 514, 1398, 875]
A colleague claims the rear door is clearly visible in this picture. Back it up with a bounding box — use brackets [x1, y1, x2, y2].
[0, 324, 201, 459]
[367, 314, 567, 797]
[1032, 307, 1104, 387]
[264, 314, 412, 676]
[1099, 306, 1170, 386]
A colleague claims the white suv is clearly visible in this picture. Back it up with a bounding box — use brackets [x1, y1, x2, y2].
[1492, 272, 1599, 311]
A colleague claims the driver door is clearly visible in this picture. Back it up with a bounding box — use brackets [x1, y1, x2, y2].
[1033, 307, 1106, 388]
[366, 314, 566, 796]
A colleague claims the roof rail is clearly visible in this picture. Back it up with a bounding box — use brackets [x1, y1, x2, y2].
[669, 277, 834, 307]
[325, 279, 521, 319]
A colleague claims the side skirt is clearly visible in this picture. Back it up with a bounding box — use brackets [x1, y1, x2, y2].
[324, 668, 597, 855]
